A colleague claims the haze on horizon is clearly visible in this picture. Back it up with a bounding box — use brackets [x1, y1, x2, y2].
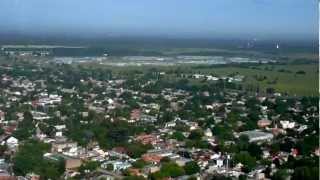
[0, 0, 318, 41]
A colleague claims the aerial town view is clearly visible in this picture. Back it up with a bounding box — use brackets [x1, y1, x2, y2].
[0, 0, 318, 180]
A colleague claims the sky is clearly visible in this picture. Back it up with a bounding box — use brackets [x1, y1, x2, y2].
[0, 0, 318, 40]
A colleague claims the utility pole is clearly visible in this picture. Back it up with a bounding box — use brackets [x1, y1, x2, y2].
[226, 154, 230, 170]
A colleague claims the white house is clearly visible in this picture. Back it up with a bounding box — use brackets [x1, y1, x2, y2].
[205, 128, 213, 137]
[280, 121, 295, 129]
[165, 121, 176, 128]
[6, 136, 18, 149]
[102, 161, 131, 171]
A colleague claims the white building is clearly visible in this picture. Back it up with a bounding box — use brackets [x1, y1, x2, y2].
[205, 128, 213, 137]
[239, 130, 274, 143]
[280, 121, 295, 129]
[6, 136, 18, 149]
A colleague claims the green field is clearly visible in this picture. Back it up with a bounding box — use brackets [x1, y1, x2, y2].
[80, 62, 318, 96]
[193, 64, 318, 96]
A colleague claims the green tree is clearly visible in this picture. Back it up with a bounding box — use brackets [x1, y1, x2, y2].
[292, 166, 319, 180]
[160, 162, 185, 178]
[184, 161, 200, 175]
[238, 135, 249, 151]
[188, 129, 204, 140]
[171, 131, 185, 141]
[106, 164, 114, 171]
[132, 159, 149, 169]
[79, 161, 100, 173]
[124, 176, 146, 180]
[13, 140, 64, 179]
[13, 111, 35, 140]
[234, 151, 256, 171]
[272, 169, 289, 180]
[248, 143, 262, 159]
[126, 143, 152, 159]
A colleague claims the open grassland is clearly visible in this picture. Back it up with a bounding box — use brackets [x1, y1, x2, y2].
[83, 63, 318, 96]
[193, 64, 318, 96]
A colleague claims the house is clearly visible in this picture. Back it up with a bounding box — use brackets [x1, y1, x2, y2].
[142, 154, 163, 164]
[142, 164, 160, 174]
[65, 158, 82, 171]
[193, 74, 205, 79]
[26, 173, 40, 180]
[30, 111, 50, 121]
[205, 105, 214, 110]
[262, 150, 270, 159]
[5, 136, 18, 149]
[187, 122, 199, 130]
[173, 157, 192, 166]
[54, 125, 66, 131]
[140, 114, 157, 123]
[206, 76, 219, 81]
[0, 111, 4, 122]
[280, 121, 295, 129]
[112, 147, 128, 155]
[107, 98, 114, 104]
[205, 128, 213, 137]
[257, 119, 272, 128]
[0, 173, 16, 180]
[51, 139, 78, 153]
[165, 121, 176, 128]
[101, 160, 131, 171]
[135, 134, 159, 145]
[130, 109, 141, 121]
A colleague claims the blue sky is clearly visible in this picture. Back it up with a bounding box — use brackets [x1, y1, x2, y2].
[0, 0, 318, 39]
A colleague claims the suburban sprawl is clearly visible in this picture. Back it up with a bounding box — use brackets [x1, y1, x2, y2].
[0, 45, 318, 180]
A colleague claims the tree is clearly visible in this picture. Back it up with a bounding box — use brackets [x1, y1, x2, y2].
[79, 161, 100, 173]
[234, 151, 256, 171]
[296, 135, 318, 155]
[188, 129, 204, 140]
[272, 169, 289, 180]
[238, 135, 249, 151]
[0, 145, 7, 156]
[132, 159, 149, 169]
[13, 140, 64, 179]
[295, 70, 306, 75]
[106, 164, 114, 171]
[150, 171, 166, 180]
[159, 111, 174, 124]
[171, 131, 185, 141]
[126, 142, 152, 159]
[13, 111, 35, 140]
[0, 128, 4, 136]
[184, 161, 200, 175]
[124, 176, 146, 180]
[292, 166, 318, 180]
[211, 174, 232, 180]
[212, 124, 233, 140]
[266, 87, 275, 95]
[238, 174, 247, 180]
[159, 162, 185, 178]
[248, 143, 262, 159]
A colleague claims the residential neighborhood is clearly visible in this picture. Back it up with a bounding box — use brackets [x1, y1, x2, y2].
[0, 60, 317, 180]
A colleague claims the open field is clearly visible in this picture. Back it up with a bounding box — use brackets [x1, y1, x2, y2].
[191, 64, 318, 96]
[80, 63, 318, 96]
